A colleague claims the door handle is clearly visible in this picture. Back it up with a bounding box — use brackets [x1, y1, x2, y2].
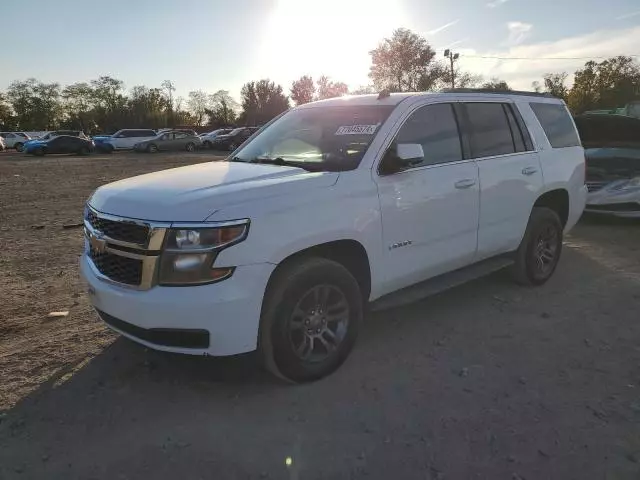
[454, 179, 476, 189]
[522, 166, 538, 176]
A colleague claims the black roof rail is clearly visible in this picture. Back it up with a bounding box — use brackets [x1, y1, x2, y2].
[441, 88, 556, 98]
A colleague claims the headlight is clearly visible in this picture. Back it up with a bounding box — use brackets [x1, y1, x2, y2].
[158, 222, 248, 286]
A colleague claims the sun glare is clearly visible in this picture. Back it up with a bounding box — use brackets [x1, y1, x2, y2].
[256, 0, 407, 89]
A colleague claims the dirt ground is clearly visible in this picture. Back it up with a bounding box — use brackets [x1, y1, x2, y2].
[1, 150, 639, 479]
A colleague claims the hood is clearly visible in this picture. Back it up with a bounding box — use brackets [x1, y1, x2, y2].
[88, 161, 339, 221]
[585, 147, 640, 183]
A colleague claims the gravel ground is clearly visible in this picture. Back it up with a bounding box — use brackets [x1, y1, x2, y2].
[1, 151, 639, 479]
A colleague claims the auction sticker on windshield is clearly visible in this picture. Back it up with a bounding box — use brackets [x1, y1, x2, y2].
[335, 124, 379, 135]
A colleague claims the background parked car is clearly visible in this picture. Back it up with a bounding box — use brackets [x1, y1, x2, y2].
[210, 127, 260, 151]
[0, 132, 31, 152]
[199, 128, 232, 149]
[574, 113, 640, 217]
[133, 130, 202, 153]
[23, 130, 87, 149]
[95, 129, 158, 152]
[25, 135, 94, 156]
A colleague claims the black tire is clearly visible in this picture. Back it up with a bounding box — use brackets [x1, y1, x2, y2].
[104, 145, 114, 154]
[147, 143, 158, 153]
[259, 257, 363, 383]
[34, 147, 46, 156]
[511, 207, 563, 286]
[203, 141, 212, 149]
[185, 142, 196, 152]
[79, 146, 90, 155]
[15, 143, 24, 153]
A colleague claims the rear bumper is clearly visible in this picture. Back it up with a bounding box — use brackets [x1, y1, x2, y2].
[80, 254, 275, 356]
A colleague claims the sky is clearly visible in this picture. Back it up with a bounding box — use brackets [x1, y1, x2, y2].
[2, 0, 640, 100]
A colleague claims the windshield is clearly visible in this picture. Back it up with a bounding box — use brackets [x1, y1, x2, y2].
[230, 105, 395, 171]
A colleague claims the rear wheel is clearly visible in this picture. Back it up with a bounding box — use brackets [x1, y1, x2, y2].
[185, 142, 196, 152]
[259, 258, 363, 383]
[147, 143, 158, 153]
[511, 207, 563, 285]
[15, 143, 24, 152]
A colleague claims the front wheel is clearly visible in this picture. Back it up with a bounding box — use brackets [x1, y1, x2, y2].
[259, 258, 362, 383]
[147, 143, 158, 153]
[511, 207, 563, 285]
[15, 143, 24, 152]
[33, 147, 46, 156]
[185, 142, 196, 152]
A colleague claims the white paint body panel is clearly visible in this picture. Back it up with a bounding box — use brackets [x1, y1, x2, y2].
[81, 92, 586, 356]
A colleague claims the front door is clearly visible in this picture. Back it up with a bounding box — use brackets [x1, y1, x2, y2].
[375, 103, 480, 294]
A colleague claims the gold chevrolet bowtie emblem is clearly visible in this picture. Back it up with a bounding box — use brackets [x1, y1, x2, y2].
[89, 231, 107, 254]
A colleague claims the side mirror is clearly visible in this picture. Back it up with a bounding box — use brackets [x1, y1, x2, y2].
[380, 143, 424, 175]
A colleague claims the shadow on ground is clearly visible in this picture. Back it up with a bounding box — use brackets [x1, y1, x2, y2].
[1, 223, 640, 480]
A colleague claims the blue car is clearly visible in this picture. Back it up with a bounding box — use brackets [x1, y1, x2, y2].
[22, 130, 88, 150]
[24, 135, 94, 156]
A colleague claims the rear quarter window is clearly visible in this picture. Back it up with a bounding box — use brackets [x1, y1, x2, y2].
[529, 102, 580, 148]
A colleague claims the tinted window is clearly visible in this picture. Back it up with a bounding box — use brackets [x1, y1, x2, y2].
[174, 132, 188, 139]
[503, 104, 526, 152]
[465, 103, 515, 158]
[393, 103, 463, 167]
[530, 102, 580, 148]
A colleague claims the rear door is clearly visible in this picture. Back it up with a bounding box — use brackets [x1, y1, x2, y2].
[460, 102, 543, 258]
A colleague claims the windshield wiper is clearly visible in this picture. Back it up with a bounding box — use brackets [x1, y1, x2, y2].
[252, 156, 314, 171]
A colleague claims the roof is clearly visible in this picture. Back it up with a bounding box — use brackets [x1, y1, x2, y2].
[298, 89, 562, 109]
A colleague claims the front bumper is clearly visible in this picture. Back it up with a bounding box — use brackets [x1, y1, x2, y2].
[80, 254, 275, 356]
[585, 202, 640, 218]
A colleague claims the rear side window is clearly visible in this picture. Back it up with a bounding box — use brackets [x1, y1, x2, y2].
[464, 103, 515, 158]
[529, 102, 580, 148]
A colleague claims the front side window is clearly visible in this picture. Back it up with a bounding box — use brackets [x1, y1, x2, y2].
[230, 105, 396, 172]
[391, 103, 463, 168]
[174, 132, 188, 139]
[530, 102, 580, 148]
[465, 103, 516, 158]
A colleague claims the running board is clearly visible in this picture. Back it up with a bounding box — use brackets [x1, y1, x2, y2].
[369, 256, 514, 312]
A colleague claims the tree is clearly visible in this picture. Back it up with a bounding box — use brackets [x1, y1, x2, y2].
[350, 85, 376, 95]
[161, 80, 176, 126]
[206, 90, 238, 126]
[316, 75, 349, 100]
[128, 86, 170, 128]
[6, 78, 63, 130]
[540, 73, 569, 101]
[187, 90, 211, 126]
[568, 56, 640, 114]
[62, 82, 95, 131]
[369, 28, 438, 92]
[481, 78, 512, 92]
[240, 79, 289, 125]
[290, 75, 315, 106]
[0, 92, 15, 130]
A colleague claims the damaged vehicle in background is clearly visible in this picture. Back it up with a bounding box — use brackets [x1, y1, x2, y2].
[575, 114, 640, 218]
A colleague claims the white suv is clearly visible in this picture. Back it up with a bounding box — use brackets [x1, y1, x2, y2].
[81, 91, 587, 382]
[102, 129, 157, 151]
[0, 132, 30, 152]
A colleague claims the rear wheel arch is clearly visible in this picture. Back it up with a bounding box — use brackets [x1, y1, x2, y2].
[532, 189, 569, 228]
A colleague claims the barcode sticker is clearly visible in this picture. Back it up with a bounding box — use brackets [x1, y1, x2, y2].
[335, 124, 379, 135]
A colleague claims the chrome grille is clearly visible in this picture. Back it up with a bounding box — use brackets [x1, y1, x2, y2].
[86, 208, 149, 246]
[89, 249, 143, 285]
[586, 181, 608, 193]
